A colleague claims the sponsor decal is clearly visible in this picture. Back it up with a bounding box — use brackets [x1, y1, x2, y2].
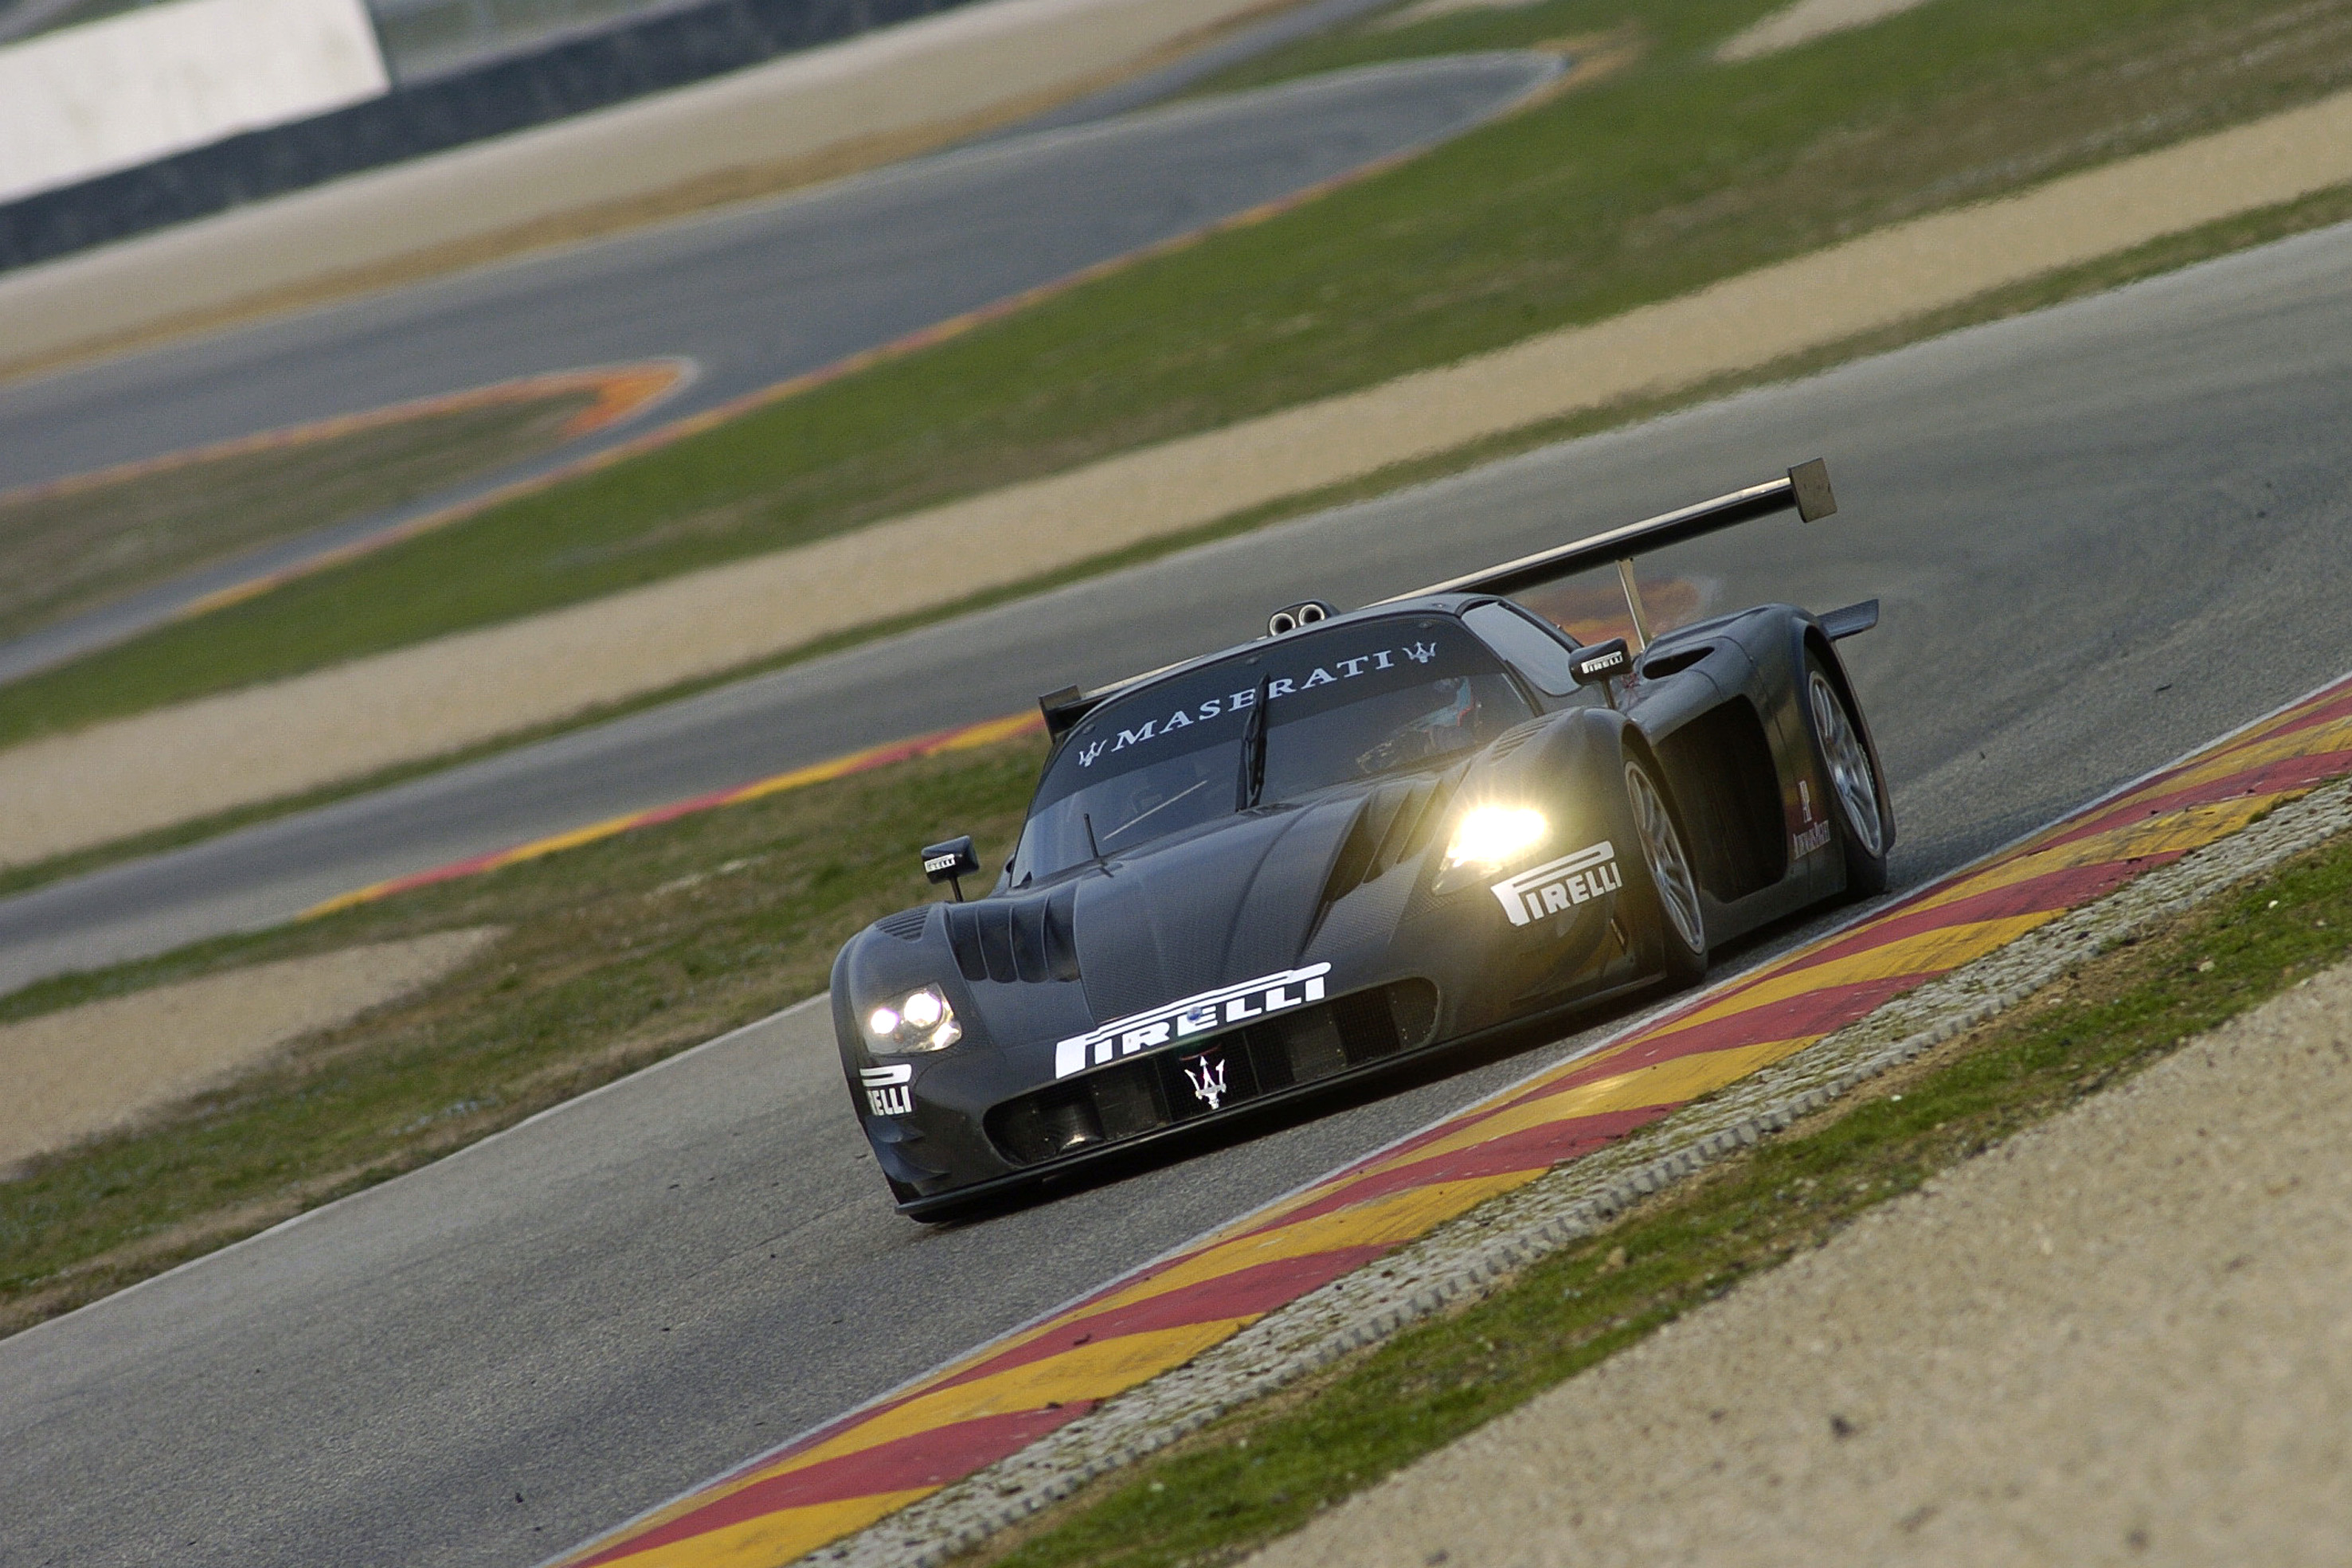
[1490, 841, 1622, 927]
[1574, 647, 1625, 678]
[1053, 963, 1332, 1078]
[1181, 1053, 1230, 1110]
[1790, 778, 1832, 857]
[859, 1062, 914, 1117]
[1073, 643, 1441, 768]
[922, 851, 961, 874]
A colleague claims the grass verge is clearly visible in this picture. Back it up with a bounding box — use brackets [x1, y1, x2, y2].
[10, 174, 2350, 905]
[4, 0, 2351, 747]
[0, 728, 1047, 1337]
[953, 817, 2352, 1568]
[0, 389, 593, 647]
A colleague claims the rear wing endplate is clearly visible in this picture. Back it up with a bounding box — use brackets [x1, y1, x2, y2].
[1818, 597, 1879, 639]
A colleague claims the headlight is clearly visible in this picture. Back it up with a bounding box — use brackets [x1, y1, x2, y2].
[1435, 804, 1549, 890]
[864, 983, 962, 1052]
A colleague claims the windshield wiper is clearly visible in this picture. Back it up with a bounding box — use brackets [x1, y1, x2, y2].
[1236, 671, 1271, 810]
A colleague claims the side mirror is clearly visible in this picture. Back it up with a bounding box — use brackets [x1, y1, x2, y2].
[1571, 638, 1630, 685]
[922, 835, 980, 901]
[1570, 637, 1630, 709]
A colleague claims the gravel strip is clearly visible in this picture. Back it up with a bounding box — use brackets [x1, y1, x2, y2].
[810, 777, 2352, 1568]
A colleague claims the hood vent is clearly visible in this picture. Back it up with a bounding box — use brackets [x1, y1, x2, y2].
[875, 907, 930, 941]
[945, 883, 1081, 983]
[1321, 776, 1454, 905]
[1485, 716, 1549, 763]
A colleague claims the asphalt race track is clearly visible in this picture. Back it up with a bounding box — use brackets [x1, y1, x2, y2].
[6, 221, 2352, 1566]
[0, 51, 1556, 684]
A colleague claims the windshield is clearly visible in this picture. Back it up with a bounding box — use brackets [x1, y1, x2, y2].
[1010, 616, 1532, 882]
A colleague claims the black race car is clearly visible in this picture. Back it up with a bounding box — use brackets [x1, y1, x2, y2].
[833, 461, 1891, 1219]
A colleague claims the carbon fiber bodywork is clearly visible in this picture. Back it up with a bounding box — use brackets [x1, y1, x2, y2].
[832, 590, 1891, 1220]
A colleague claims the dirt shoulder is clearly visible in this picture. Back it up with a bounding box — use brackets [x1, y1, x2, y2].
[1252, 955, 2352, 1568]
[6, 85, 2352, 869]
[1715, 0, 1935, 62]
[0, 929, 499, 1172]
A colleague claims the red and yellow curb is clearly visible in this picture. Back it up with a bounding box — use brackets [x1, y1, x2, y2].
[299, 710, 1043, 918]
[554, 670, 2352, 1568]
[166, 361, 694, 619]
[0, 361, 686, 514]
[0, 359, 690, 624]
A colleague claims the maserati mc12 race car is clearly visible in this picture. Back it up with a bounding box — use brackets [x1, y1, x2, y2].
[832, 460, 1892, 1219]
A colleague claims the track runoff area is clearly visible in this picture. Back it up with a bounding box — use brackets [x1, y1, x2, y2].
[510, 663, 2352, 1566]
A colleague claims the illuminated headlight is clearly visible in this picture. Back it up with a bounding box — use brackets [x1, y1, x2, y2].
[864, 984, 962, 1052]
[1434, 804, 1549, 891]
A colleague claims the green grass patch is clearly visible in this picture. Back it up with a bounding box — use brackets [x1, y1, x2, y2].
[957, 813, 2352, 1568]
[5, 0, 2350, 748]
[0, 389, 594, 646]
[0, 728, 1048, 1335]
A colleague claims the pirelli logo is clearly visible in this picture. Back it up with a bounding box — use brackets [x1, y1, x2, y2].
[859, 1063, 914, 1117]
[1054, 964, 1332, 1079]
[1491, 841, 1622, 927]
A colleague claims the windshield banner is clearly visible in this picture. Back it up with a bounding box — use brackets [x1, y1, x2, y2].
[1069, 625, 1490, 775]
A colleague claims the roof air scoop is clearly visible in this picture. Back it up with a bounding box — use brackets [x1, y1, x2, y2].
[1267, 600, 1336, 637]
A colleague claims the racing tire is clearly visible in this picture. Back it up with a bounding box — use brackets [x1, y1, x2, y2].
[1803, 653, 1889, 899]
[1622, 756, 1708, 987]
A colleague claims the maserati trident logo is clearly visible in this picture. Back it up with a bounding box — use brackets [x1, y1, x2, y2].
[1182, 1054, 1229, 1110]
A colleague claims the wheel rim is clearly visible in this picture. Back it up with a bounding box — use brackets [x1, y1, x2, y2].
[1625, 762, 1706, 956]
[1808, 671, 1884, 858]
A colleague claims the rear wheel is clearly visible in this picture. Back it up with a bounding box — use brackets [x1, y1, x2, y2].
[1624, 757, 1708, 987]
[1805, 657, 1888, 897]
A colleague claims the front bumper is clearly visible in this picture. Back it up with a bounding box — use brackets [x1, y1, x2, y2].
[862, 874, 1657, 1218]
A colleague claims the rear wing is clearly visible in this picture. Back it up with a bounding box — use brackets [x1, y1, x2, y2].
[1041, 459, 1842, 736]
[1373, 458, 1838, 651]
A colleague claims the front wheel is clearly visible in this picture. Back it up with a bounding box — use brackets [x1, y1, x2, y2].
[1805, 657, 1889, 898]
[1623, 757, 1708, 987]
